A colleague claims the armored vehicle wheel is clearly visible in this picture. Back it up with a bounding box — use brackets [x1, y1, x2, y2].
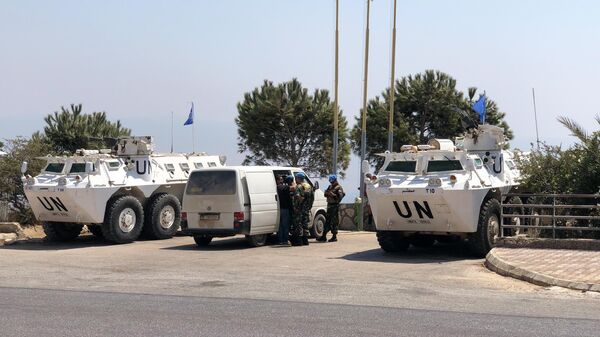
[376, 231, 409, 253]
[142, 194, 181, 240]
[102, 195, 144, 244]
[468, 198, 501, 257]
[43, 222, 83, 242]
[193, 235, 213, 247]
[310, 213, 326, 238]
[87, 225, 104, 238]
[246, 234, 268, 247]
[409, 235, 435, 248]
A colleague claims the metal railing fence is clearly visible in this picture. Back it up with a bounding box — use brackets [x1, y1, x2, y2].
[501, 193, 600, 239]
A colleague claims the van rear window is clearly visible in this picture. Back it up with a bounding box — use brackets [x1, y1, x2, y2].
[427, 160, 463, 172]
[385, 161, 416, 172]
[186, 171, 236, 195]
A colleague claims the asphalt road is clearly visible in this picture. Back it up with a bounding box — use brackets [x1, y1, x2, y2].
[1, 232, 600, 336]
[2, 287, 599, 337]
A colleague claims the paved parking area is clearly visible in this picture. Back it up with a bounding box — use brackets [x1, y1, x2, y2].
[487, 247, 600, 292]
[2, 231, 599, 319]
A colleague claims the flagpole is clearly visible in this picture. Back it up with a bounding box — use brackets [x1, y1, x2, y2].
[192, 118, 196, 153]
[332, 0, 340, 175]
[359, 0, 372, 231]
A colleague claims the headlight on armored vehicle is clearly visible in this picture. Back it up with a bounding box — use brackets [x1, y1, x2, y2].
[378, 177, 392, 187]
[26, 177, 36, 185]
[449, 175, 457, 184]
[58, 177, 68, 186]
[428, 177, 442, 187]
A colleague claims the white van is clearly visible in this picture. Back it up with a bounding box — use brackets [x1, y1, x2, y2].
[181, 166, 327, 247]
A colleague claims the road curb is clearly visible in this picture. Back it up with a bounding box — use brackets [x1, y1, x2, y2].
[485, 248, 599, 293]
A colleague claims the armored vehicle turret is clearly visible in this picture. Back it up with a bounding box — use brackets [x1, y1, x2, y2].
[22, 136, 225, 243]
[365, 125, 520, 256]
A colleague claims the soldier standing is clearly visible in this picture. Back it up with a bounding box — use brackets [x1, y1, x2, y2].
[318, 174, 344, 242]
[292, 172, 312, 246]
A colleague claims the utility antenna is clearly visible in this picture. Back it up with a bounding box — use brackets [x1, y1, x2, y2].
[387, 0, 397, 152]
[170, 111, 174, 153]
[532, 88, 540, 149]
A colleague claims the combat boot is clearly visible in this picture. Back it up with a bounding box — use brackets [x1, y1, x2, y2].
[316, 235, 327, 242]
[328, 235, 337, 242]
[290, 235, 302, 246]
[302, 236, 309, 245]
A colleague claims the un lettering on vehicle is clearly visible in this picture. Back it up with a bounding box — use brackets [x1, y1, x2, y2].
[393, 200, 434, 224]
[37, 196, 70, 217]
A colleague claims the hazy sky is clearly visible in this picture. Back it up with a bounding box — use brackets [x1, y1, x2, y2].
[1, 0, 599, 197]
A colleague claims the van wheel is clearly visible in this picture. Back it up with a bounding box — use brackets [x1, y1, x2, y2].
[142, 194, 181, 240]
[310, 213, 326, 238]
[468, 198, 501, 257]
[102, 196, 144, 244]
[43, 222, 83, 242]
[246, 234, 268, 247]
[193, 235, 212, 247]
[376, 231, 409, 253]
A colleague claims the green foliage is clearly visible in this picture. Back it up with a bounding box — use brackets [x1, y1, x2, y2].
[0, 136, 53, 224]
[44, 104, 131, 153]
[236, 79, 351, 177]
[351, 70, 513, 165]
[517, 115, 600, 194]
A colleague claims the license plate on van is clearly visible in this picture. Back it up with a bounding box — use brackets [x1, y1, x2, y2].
[199, 213, 220, 220]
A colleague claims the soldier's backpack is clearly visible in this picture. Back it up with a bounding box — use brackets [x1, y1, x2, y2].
[302, 182, 315, 209]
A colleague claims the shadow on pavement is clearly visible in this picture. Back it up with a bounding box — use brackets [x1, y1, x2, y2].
[1, 235, 115, 251]
[338, 242, 479, 264]
[161, 236, 254, 251]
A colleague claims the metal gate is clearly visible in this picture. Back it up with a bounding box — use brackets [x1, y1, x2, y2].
[501, 193, 600, 239]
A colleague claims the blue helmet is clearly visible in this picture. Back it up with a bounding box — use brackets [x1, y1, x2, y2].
[328, 174, 337, 183]
[284, 175, 294, 183]
[294, 172, 307, 180]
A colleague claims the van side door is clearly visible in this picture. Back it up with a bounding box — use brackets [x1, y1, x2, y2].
[245, 171, 278, 235]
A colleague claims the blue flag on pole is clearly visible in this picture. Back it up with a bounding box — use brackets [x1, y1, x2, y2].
[472, 95, 486, 124]
[183, 103, 194, 126]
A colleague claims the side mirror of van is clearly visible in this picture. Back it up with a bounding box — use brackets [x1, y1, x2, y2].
[314, 181, 319, 190]
[361, 160, 370, 175]
[85, 162, 95, 174]
[20, 161, 28, 174]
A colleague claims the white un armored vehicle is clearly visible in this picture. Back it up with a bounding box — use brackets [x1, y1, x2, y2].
[22, 136, 225, 243]
[365, 124, 520, 257]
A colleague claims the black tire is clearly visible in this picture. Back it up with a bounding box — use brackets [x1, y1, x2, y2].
[87, 225, 104, 238]
[142, 194, 181, 240]
[246, 234, 268, 247]
[468, 198, 501, 257]
[310, 213, 326, 238]
[409, 235, 436, 248]
[101, 195, 144, 244]
[193, 235, 212, 247]
[376, 231, 409, 253]
[43, 222, 83, 242]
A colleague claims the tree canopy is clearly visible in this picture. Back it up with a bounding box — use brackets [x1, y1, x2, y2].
[43, 104, 131, 153]
[236, 79, 351, 177]
[351, 70, 513, 164]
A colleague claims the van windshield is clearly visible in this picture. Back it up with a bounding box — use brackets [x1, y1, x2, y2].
[44, 163, 65, 173]
[186, 171, 236, 195]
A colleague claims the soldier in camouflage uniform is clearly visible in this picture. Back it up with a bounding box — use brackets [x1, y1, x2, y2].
[291, 172, 312, 246]
[318, 174, 344, 242]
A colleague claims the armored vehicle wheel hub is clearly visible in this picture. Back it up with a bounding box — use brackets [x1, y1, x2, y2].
[119, 208, 137, 233]
[159, 205, 175, 229]
[487, 214, 500, 243]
